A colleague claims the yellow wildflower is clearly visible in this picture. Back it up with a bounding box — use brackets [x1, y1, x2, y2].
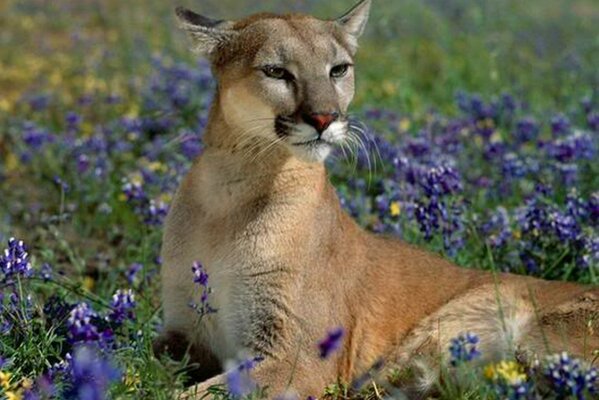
[20, 378, 33, 390]
[382, 80, 397, 96]
[5, 391, 21, 400]
[484, 360, 527, 385]
[474, 135, 483, 148]
[490, 130, 503, 143]
[390, 201, 401, 217]
[158, 193, 172, 204]
[0, 370, 12, 390]
[81, 122, 95, 137]
[512, 230, 521, 240]
[126, 104, 140, 118]
[0, 98, 12, 113]
[129, 172, 144, 186]
[399, 118, 411, 132]
[5, 153, 19, 173]
[124, 370, 141, 388]
[83, 276, 95, 292]
[148, 161, 166, 173]
[49, 70, 62, 86]
[21, 16, 34, 30]
[476, 118, 495, 130]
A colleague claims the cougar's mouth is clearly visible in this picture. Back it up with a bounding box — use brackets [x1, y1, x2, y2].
[292, 137, 331, 146]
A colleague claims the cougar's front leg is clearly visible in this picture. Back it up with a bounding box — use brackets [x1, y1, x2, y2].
[181, 354, 334, 399]
[153, 330, 222, 384]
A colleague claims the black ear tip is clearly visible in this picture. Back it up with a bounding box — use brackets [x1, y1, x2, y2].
[175, 6, 192, 20]
[175, 6, 224, 28]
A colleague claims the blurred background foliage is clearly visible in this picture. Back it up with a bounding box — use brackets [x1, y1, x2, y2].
[1, 0, 598, 116]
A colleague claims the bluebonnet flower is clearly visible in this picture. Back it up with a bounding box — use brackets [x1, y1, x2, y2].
[544, 352, 597, 398]
[419, 165, 462, 197]
[318, 327, 344, 359]
[121, 179, 169, 226]
[588, 192, 599, 224]
[226, 356, 263, 398]
[448, 332, 480, 366]
[189, 262, 216, 316]
[544, 130, 595, 163]
[27, 94, 50, 111]
[48, 353, 73, 381]
[180, 133, 204, 160]
[53, 176, 70, 192]
[146, 200, 169, 226]
[65, 111, 82, 131]
[588, 111, 599, 131]
[514, 117, 539, 143]
[67, 303, 100, 343]
[413, 164, 465, 254]
[39, 263, 53, 281]
[77, 154, 90, 174]
[502, 153, 527, 179]
[481, 207, 511, 248]
[63, 345, 121, 400]
[43, 295, 72, 329]
[22, 121, 55, 151]
[126, 263, 143, 285]
[107, 289, 136, 325]
[500, 92, 517, 116]
[67, 303, 113, 346]
[0, 237, 33, 282]
[550, 114, 571, 136]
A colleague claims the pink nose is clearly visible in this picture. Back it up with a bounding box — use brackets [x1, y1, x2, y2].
[304, 112, 339, 133]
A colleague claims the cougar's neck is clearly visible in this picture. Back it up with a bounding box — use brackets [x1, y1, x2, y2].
[196, 95, 330, 212]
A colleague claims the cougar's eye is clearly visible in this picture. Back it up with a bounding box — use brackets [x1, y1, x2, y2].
[262, 66, 294, 81]
[330, 63, 351, 78]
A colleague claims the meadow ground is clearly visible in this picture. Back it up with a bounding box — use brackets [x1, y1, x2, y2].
[0, 0, 597, 398]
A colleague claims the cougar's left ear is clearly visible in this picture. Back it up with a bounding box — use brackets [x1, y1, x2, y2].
[335, 0, 371, 39]
[175, 7, 237, 59]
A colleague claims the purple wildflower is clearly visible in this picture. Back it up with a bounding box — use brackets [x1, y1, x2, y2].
[544, 352, 597, 398]
[482, 207, 511, 248]
[514, 117, 540, 143]
[226, 356, 263, 397]
[126, 263, 143, 285]
[449, 332, 481, 366]
[318, 327, 344, 359]
[189, 262, 216, 316]
[419, 165, 462, 197]
[550, 114, 571, 136]
[67, 303, 101, 344]
[39, 263, 53, 281]
[0, 237, 33, 281]
[121, 179, 169, 225]
[64, 345, 121, 400]
[107, 289, 136, 325]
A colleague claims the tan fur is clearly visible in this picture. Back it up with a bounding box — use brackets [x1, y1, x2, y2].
[155, 1, 598, 398]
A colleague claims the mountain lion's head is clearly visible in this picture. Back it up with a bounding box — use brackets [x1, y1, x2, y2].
[176, 0, 371, 162]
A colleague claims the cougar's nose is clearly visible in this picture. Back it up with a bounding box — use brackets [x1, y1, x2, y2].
[302, 112, 339, 133]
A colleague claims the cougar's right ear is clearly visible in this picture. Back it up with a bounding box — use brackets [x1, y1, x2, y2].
[175, 7, 237, 58]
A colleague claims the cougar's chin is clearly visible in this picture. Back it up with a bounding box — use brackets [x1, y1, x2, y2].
[279, 119, 348, 163]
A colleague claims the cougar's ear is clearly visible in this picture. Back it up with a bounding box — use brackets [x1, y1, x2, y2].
[175, 7, 237, 58]
[335, 0, 371, 39]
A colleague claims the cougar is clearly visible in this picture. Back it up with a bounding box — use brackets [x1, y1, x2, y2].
[154, 1, 598, 397]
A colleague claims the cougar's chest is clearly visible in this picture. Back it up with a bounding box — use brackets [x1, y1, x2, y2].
[189, 201, 297, 360]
